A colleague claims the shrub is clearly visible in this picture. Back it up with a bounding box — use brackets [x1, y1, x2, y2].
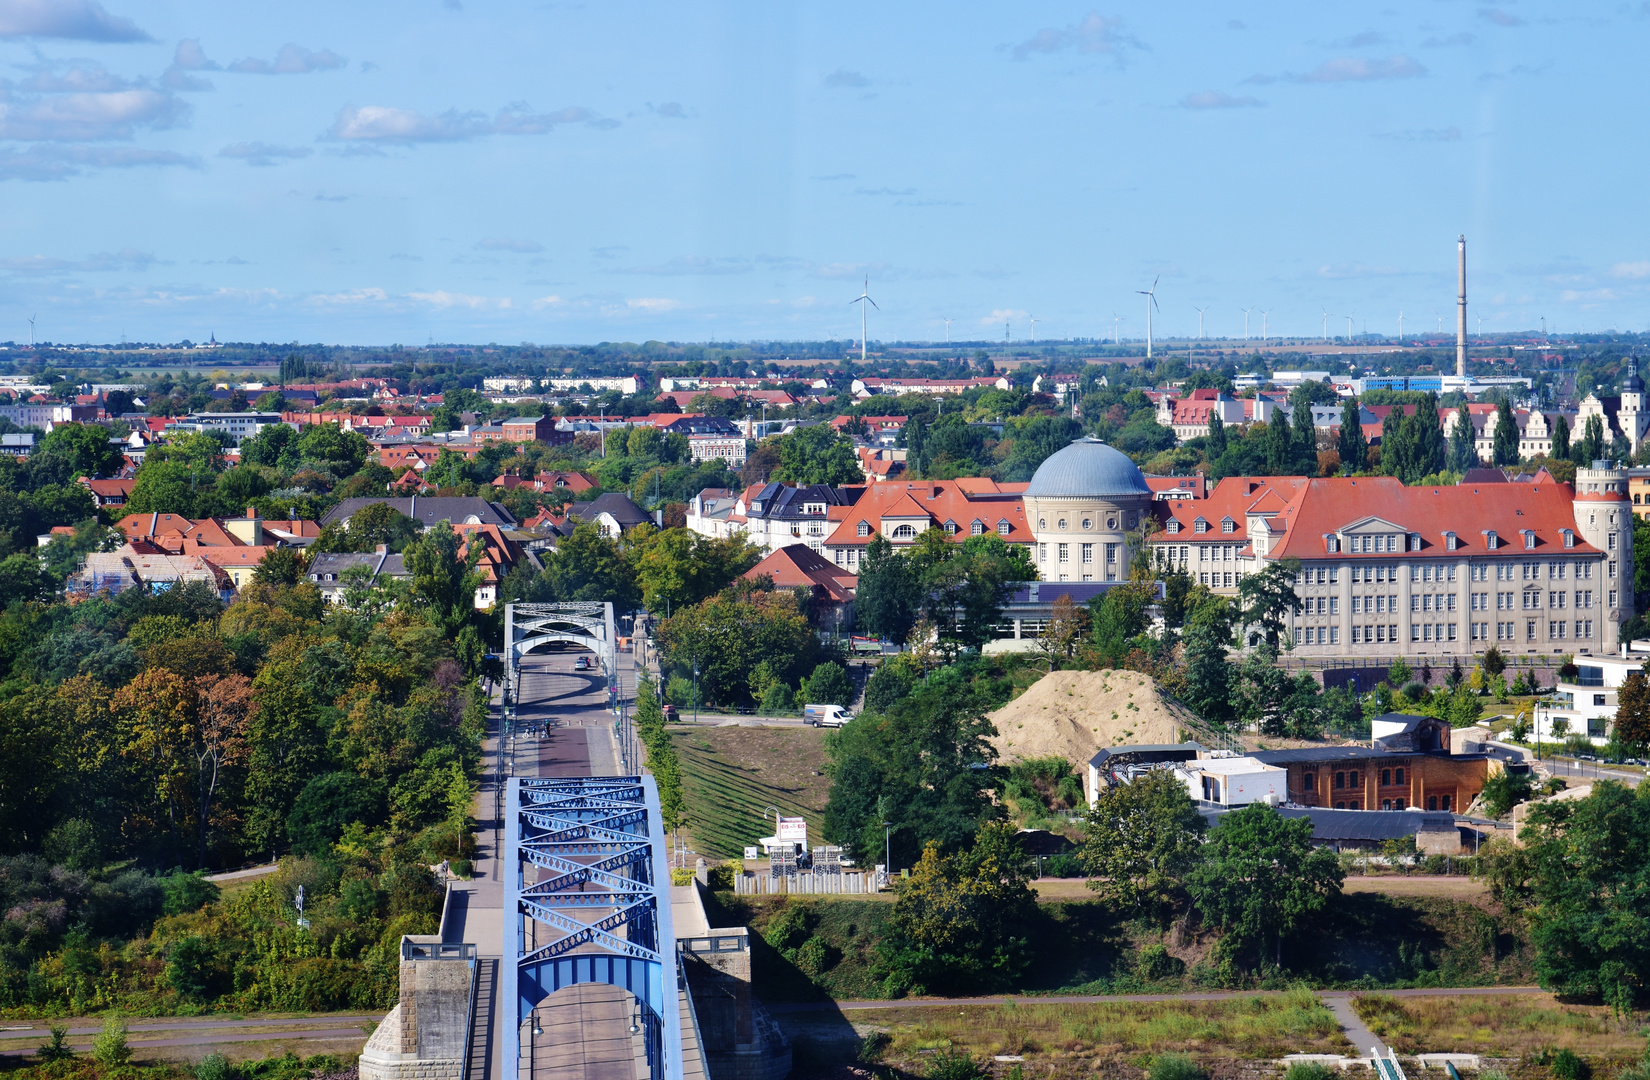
[1285, 1063, 1335, 1080]
[927, 1048, 988, 1080]
[1148, 1052, 1207, 1080]
[1549, 1049, 1589, 1080]
[1136, 943, 1186, 981]
[197, 1053, 230, 1080]
[91, 1016, 131, 1067]
[161, 870, 222, 915]
[36, 1026, 72, 1062]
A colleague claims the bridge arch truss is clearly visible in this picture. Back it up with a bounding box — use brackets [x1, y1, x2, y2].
[503, 601, 617, 718]
[502, 775, 682, 1080]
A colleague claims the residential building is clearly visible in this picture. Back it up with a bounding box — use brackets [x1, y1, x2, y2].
[484, 375, 640, 395]
[1154, 389, 1281, 442]
[471, 415, 569, 445]
[742, 543, 857, 630]
[0, 433, 34, 456]
[321, 496, 516, 529]
[820, 477, 1031, 570]
[1147, 467, 1633, 658]
[450, 522, 538, 608]
[165, 412, 285, 443]
[308, 549, 409, 603]
[565, 492, 653, 538]
[79, 477, 135, 509]
[688, 432, 747, 466]
[1250, 737, 1491, 815]
[686, 482, 864, 555]
[73, 545, 232, 598]
[1574, 357, 1649, 457]
[849, 376, 1010, 398]
[0, 404, 98, 427]
[1536, 650, 1648, 745]
[685, 488, 743, 540]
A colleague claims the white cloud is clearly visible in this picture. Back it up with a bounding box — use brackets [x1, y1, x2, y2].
[1295, 55, 1426, 83]
[173, 39, 217, 71]
[983, 308, 1028, 324]
[1479, 8, 1524, 27]
[410, 290, 511, 309]
[1317, 263, 1410, 279]
[532, 295, 565, 309]
[630, 255, 750, 275]
[1612, 262, 1650, 279]
[309, 287, 387, 305]
[0, 86, 188, 141]
[1560, 288, 1617, 303]
[0, 0, 151, 42]
[328, 103, 616, 143]
[1012, 13, 1141, 62]
[1179, 90, 1263, 109]
[0, 247, 157, 274]
[219, 141, 313, 166]
[626, 297, 680, 312]
[228, 44, 346, 75]
[476, 237, 542, 253]
[0, 143, 197, 181]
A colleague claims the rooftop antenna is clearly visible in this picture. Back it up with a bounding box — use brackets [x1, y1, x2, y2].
[1195, 306, 1207, 340]
[1241, 306, 1252, 341]
[849, 276, 879, 362]
[1135, 276, 1159, 358]
[942, 316, 952, 344]
[1260, 309, 1270, 344]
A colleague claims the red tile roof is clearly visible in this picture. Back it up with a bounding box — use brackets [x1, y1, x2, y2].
[1156, 477, 1308, 544]
[824, 479, 1032, 548]
[743, 543, 857, 603]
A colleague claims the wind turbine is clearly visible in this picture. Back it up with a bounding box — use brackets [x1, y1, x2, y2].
[1136, 277, 1159, 358]
[1260, 309, 1270, 344]
[1111, 314, 1122, 345]
[1241, 307, 1252, 341]
[27, 312, 35, 347]
[1345, 314, 1354, 341]
[1398, 310, 1404, 340]
[1322, 310, 1331, 342]
[942, 316, 953, 344]
[849, 277, 878, 362]
[1030, 316, 1039, 343]
[1194, 306, 1207, 340]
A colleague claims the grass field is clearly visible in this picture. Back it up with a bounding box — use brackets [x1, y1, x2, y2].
[851, 990, 1347, 1069]
[1353, 993, 1646, 1059]
[670, 724, 831, 859]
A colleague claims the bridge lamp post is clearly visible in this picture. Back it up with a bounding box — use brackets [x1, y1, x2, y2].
[692, 662, 700, 725]
[882, 821, 894, 884]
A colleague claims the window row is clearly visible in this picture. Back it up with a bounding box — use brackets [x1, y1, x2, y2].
[1294, 626, 1341, 645]
[1351, 624, 1401, 644]
[1409, 623, 1459, 642]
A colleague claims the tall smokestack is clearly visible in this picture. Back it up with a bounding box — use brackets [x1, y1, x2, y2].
[1456, 234, 1467, 378]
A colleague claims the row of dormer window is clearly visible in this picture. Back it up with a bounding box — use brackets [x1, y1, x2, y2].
[1326, 527, 1579, 554]
[860, 518, 1013, 538]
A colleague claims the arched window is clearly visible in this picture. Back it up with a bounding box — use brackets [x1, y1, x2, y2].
[892, 524, 916, 540]
[1058, 518, 1068, 530]
[1380, 769, 1391, 786]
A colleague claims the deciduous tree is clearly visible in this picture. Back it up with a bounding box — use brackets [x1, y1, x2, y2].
[1080, 768, 1205, 923]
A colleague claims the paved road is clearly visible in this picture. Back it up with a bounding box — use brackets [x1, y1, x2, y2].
[770, 984, 1548, 1013]
[0, 1016, 382, 1058]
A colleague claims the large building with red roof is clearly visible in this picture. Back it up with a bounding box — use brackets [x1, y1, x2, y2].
[1148, 467, 1633, 657]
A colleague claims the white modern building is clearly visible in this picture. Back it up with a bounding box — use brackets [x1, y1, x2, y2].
[1535, 648, 1649, 745]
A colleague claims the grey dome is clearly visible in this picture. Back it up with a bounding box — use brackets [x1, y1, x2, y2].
[1625, 358, 1644, 394]
[1025, 437, 1151, 498]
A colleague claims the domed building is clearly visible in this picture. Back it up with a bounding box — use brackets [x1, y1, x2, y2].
[1023, 437, 1152, 581]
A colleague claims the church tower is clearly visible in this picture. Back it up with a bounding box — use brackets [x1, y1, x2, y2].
[1621, 357, 1645, 456]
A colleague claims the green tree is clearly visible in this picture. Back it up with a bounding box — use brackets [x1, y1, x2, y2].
[632, 528, 762, 614]
[252, 546, 307, 586]
[855, 534, 922, 645]
[1182, 598, 1236, 727]
[537, 522, 639, 609]
[1291, 392, 1317, 473]
[1206, 411, 1227, 460]
[1403, 395, 1447, 482]
[1479, 769, 1534, 818]
[239, 422, 300, 470]
[1237, 558, 1300, 648]
[296, 423, 372, 477]
[1080, 768, 1206, 924]
[1493, 400, 1520, 466]
[1518, 782, 1650, 1013]
[403, 522, 484, 634]
[1337, 399, 1366, 472]
[1449, 406, 1478, 472]
[1614, 665, 1650, 749]
[30, 422, 125, 483]
[1185, 802, 1343, 968]
[802, 660, 854, 708]
[910, 530, 1035, 651]
[877, 822, 1038, 995]
[1380, 407, 1408, 480]
[1550, 414, 1570, 463]
[656, 587, 819, 707]
[1089, 580, 1153, 662]
[823, 661, 1000, 866]
[1265, 410, 1294, 475]
[771, 425, 862, 485]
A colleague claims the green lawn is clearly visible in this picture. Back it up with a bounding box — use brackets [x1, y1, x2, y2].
[670, 725, 832, 859]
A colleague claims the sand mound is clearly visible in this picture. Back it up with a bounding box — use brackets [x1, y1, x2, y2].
[988, 670, 1198, 766]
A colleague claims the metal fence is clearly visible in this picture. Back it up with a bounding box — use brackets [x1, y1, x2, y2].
[733, 871, 875, 896]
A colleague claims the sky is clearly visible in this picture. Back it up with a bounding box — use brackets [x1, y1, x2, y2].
[0, 0, 1646, 347]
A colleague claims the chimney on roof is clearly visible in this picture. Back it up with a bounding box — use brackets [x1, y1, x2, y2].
[375, 544, 388, 554]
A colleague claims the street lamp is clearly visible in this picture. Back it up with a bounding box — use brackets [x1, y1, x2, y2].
[882, 821, 893, 879]
[692, 661, 700, 724]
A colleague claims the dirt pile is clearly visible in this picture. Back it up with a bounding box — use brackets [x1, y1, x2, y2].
[988, 669, 1199, 766]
